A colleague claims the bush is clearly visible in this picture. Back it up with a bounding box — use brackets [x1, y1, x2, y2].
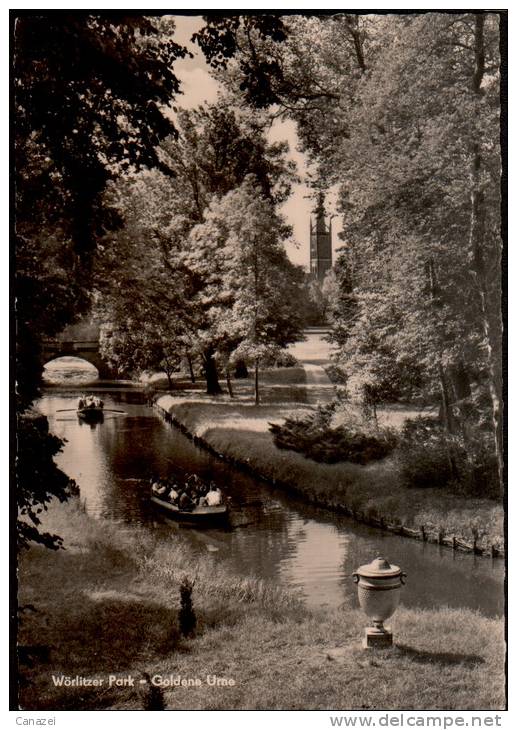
[179, 576, 196, 638]
[397, 417, 453, 489]
[397, 417, 501, 499]
[269, 405, 397, 465]
[324, 363, 347, 385]
[261, 350, 299, 368]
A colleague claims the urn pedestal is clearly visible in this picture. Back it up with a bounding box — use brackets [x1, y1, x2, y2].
[352, 556, 406, 649]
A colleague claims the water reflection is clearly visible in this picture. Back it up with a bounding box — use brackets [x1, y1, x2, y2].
[39, 393, 505, 617]
[43, 356, 99, 385]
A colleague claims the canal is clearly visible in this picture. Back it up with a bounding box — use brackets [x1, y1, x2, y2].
[37, 384, 505, 618]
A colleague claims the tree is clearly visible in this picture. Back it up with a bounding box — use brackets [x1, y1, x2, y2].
[191, 178, 304, 404]
[204, 12, 502, 491]
[325, 14, 501, 488]
[97, 104, 297, 395]
[94, 167, 195, 387]
[14, 13, 189, 547]
[17, 413, 78, 550]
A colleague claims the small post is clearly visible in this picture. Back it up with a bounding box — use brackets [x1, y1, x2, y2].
[420, 525, 426, 542]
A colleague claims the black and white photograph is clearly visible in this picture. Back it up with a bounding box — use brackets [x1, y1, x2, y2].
[12, 7, 506, 714]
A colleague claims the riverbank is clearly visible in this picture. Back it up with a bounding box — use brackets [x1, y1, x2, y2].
[17, 500, 505, 710]
[155, 391, 504, 555]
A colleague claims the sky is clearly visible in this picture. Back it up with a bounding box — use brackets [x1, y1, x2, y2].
[170, 15, 343, 271]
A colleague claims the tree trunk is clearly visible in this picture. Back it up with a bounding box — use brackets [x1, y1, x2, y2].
[468, 14, 504, 489]
[186, 354, 196, 383]
[254, 359, 260, 406]
[234, 359, 249, 379]
[438, 362, 454, 436]
[203, 349, 222, 395]
[438, 362, 460, 482]
[450, 362, 472, 404]
[427, 257, 459, 480]
[163, 359, 174, 390]
[226, 367, 234, 398]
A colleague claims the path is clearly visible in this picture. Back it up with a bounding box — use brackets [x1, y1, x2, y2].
[288, 328, 336, 405]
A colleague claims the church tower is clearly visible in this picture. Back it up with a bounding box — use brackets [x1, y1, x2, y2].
[309, 192, 332, 283]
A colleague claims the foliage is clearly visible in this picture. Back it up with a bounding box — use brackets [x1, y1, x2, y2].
[97, 107, 298, 396]
[185, 177, 304, 402]
[324, 363, 347, 385]
[15, 15, 190, 391]
[269, 404, 397, 465]
[15, 14, 188, 261]
[16, 413, 78, 550]
[193, 15, 289, 108]
[260, 351, 298, 368]
[209, 11, 503, 490]
[160, 104, 297, 210]
[295, 275, 331, 327]
[100, 321, 182, 388]
[14, 14, 189, 547]
[397, 417, 501, 499]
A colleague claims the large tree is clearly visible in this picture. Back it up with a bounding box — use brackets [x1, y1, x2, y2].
[15, 14, 189, 406]
[187, 178, 304, 403]
[328, 14, 502, 479]
[97, 104, 297, 395]
[14, 13, 189, 547]
[200, 12, 503, 491]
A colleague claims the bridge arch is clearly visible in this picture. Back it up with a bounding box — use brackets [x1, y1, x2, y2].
[41, 321, 115, 380]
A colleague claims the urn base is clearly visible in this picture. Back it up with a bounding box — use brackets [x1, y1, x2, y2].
[363, 625, 393, 649]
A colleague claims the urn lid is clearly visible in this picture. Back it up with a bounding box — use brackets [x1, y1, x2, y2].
[355, 556, 402, 579]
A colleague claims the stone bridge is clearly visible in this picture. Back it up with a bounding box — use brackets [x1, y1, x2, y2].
[41, 320, 114, 379]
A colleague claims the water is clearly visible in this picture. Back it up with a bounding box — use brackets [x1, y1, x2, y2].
[37, 390, 505, 617]
[43, 356, 99, 385]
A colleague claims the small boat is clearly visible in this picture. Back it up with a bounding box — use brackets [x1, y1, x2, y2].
[150, 494, 229, 526]
[77, 405, 104, 422]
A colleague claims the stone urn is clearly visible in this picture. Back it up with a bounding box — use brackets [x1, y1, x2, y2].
[352, 556, 406, 648]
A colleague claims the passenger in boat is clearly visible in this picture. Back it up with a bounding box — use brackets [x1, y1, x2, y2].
[206, 484, 223, 506]
[152, 480, 168, 497]
[77, 397, 85, 410]
[178, 491, 194, 511]
[186, 474, 203, 491]
[168, 485, 179, 504]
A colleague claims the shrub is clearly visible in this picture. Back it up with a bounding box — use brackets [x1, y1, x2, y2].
[261, 350, 299, 368]
[397, 417, 501, 499]
[324, 363, 347, 385]
[178, 576, 196, 638]
[269, 405, 397, 465]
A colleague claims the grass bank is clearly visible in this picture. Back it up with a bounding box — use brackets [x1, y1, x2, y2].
[156, 391, 504, 554]
[17, 500, 505, 710]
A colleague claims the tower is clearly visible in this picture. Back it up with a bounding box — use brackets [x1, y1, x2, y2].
[309, 192, 332, 283]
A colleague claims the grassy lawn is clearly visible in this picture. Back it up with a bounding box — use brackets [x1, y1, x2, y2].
[144, 366, 308, 402]
[17, 501, 505, 711]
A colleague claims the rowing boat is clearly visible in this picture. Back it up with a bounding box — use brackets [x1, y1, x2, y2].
[77, 406, 104, 422]
[150, 494, 229, 526]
